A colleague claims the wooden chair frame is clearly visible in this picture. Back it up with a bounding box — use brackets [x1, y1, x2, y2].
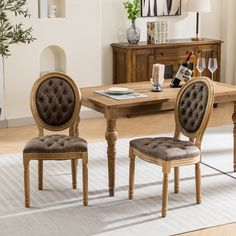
[129, 77, 214, 217]
[23, 72, 88, 207]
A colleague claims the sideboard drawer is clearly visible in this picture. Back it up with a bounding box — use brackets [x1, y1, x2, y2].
[155, 46, 196, 59]
[155, 48, 177, 58]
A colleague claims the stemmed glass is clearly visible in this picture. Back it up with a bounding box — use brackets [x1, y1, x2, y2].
[196, 58, 206, 77]
[208, 58, 218, 80]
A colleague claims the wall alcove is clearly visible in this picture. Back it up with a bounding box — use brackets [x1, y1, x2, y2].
[38, 0, 66, 19]
[40, 45, 66, 75]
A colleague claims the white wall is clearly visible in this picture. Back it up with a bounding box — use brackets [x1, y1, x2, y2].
[220, 0, 236, 84]
[102, 0, 222, 85]
[0, 57, 4, 120]
[3, 0, 222, 121]
[201, 0, 222, 39]
[4, 0, 102, 120]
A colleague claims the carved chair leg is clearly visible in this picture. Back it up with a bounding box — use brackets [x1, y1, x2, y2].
[174, 167, 179, 193]
[129, 148, 135, 200]
[162, 165, 170, 217]
[24, 157, 30, 208]
[71, 159, 78, 189]
[195, 162, 202, 204]
[82, 154, 88, 206]
[38, 160, 43, 190]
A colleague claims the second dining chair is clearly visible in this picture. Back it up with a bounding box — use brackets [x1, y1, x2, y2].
[128, 77, 214, 217]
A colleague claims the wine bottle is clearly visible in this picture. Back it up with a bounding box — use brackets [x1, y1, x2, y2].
[170, 51, 192, 88]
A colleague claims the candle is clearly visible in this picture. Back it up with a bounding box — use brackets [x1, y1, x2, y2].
[151, 63, 165, 92]
[152, 63, 165, 82]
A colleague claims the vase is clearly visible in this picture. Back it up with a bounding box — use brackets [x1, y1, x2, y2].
[126, 21, 140, 44]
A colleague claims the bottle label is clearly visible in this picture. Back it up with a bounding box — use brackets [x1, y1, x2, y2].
[175, 65, 186, 80]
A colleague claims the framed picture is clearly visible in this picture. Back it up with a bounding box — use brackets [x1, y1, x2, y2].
[141, 0, 181, 17]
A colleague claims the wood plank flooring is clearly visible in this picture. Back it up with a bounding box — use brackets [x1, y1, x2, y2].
[0, 103, 235, 235]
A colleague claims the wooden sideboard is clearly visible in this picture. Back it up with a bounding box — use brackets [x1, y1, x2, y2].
[111, 38, 223, 84]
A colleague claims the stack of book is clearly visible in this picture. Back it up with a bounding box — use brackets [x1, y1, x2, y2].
[147, 21, 168, 44]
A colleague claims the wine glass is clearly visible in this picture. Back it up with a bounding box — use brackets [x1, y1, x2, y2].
[196, 58, 206, 76]
[208, 58, 218, 80]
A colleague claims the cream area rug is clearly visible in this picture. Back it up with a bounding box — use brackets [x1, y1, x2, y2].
[0, 125, 236, 236]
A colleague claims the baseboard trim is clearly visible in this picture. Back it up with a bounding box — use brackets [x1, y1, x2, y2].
[80, 109, 103, 119]
[0, 120, 8, 128]
[7, 117, 35, 127]
[0, 109, 103, 128]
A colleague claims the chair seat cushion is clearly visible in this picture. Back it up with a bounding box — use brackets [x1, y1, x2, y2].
[23, 135, 87, 154]
[130, 137, 200, 161]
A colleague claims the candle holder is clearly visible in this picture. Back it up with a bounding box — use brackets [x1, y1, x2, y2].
[150, 63, 165, 92]
[151, 78, 163, 92]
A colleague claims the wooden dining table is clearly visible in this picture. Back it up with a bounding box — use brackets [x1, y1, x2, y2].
[80, 79, 236, 196]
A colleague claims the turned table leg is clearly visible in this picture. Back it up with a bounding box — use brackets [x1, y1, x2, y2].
[105, 119, 118, 196]
[232, 102, 236, 172]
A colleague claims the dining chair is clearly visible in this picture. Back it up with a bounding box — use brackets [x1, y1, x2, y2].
[128, 77, 214, 217]
[23, 72, 88, 207]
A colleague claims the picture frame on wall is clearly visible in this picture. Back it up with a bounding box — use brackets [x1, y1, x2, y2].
[141, 0, 181, 17]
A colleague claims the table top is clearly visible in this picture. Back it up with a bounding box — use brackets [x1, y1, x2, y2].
[81, 79, 236, 112]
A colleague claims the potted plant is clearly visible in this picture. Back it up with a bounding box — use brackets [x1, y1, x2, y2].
[123, 0, 141, 44]
[0, 0, 35, 118]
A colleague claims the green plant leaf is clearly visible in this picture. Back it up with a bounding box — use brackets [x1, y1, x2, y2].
[123, 0, 141, 22]
[0, 0, 35, 57]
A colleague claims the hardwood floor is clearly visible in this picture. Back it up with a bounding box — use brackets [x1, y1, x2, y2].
[0, 103, 235, 235]
[179, 222, 236, 236]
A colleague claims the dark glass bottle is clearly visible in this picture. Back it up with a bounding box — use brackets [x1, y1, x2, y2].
[170, 52, 192, 88]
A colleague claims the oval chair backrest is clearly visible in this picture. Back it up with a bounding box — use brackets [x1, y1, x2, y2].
[175, 77, 214, 146]
[31, 72, 81, 132]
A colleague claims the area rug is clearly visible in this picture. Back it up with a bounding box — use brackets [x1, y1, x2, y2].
[0, 125, 235, 236]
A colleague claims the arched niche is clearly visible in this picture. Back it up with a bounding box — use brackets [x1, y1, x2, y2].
[40, 45, 66, 75]
[38, 0, 66, 19]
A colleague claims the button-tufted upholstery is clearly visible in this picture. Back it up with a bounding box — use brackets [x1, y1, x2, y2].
[130, 137, 200, 161]
[178, 82, 208, 133]
[24, 135, 87, 154]
[36, 77, 75, 126]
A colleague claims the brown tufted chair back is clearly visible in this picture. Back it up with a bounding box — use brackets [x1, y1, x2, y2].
[174, 77, 214, 147]
[31, 72, 81, 134]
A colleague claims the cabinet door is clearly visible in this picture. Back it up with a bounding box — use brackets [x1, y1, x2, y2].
[156, 56, 196, 80]
[132, 49, 154, 82]
[113, 48, 128, 84]
[154, 47, 196, 80]
[154, 46, 196, 80]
